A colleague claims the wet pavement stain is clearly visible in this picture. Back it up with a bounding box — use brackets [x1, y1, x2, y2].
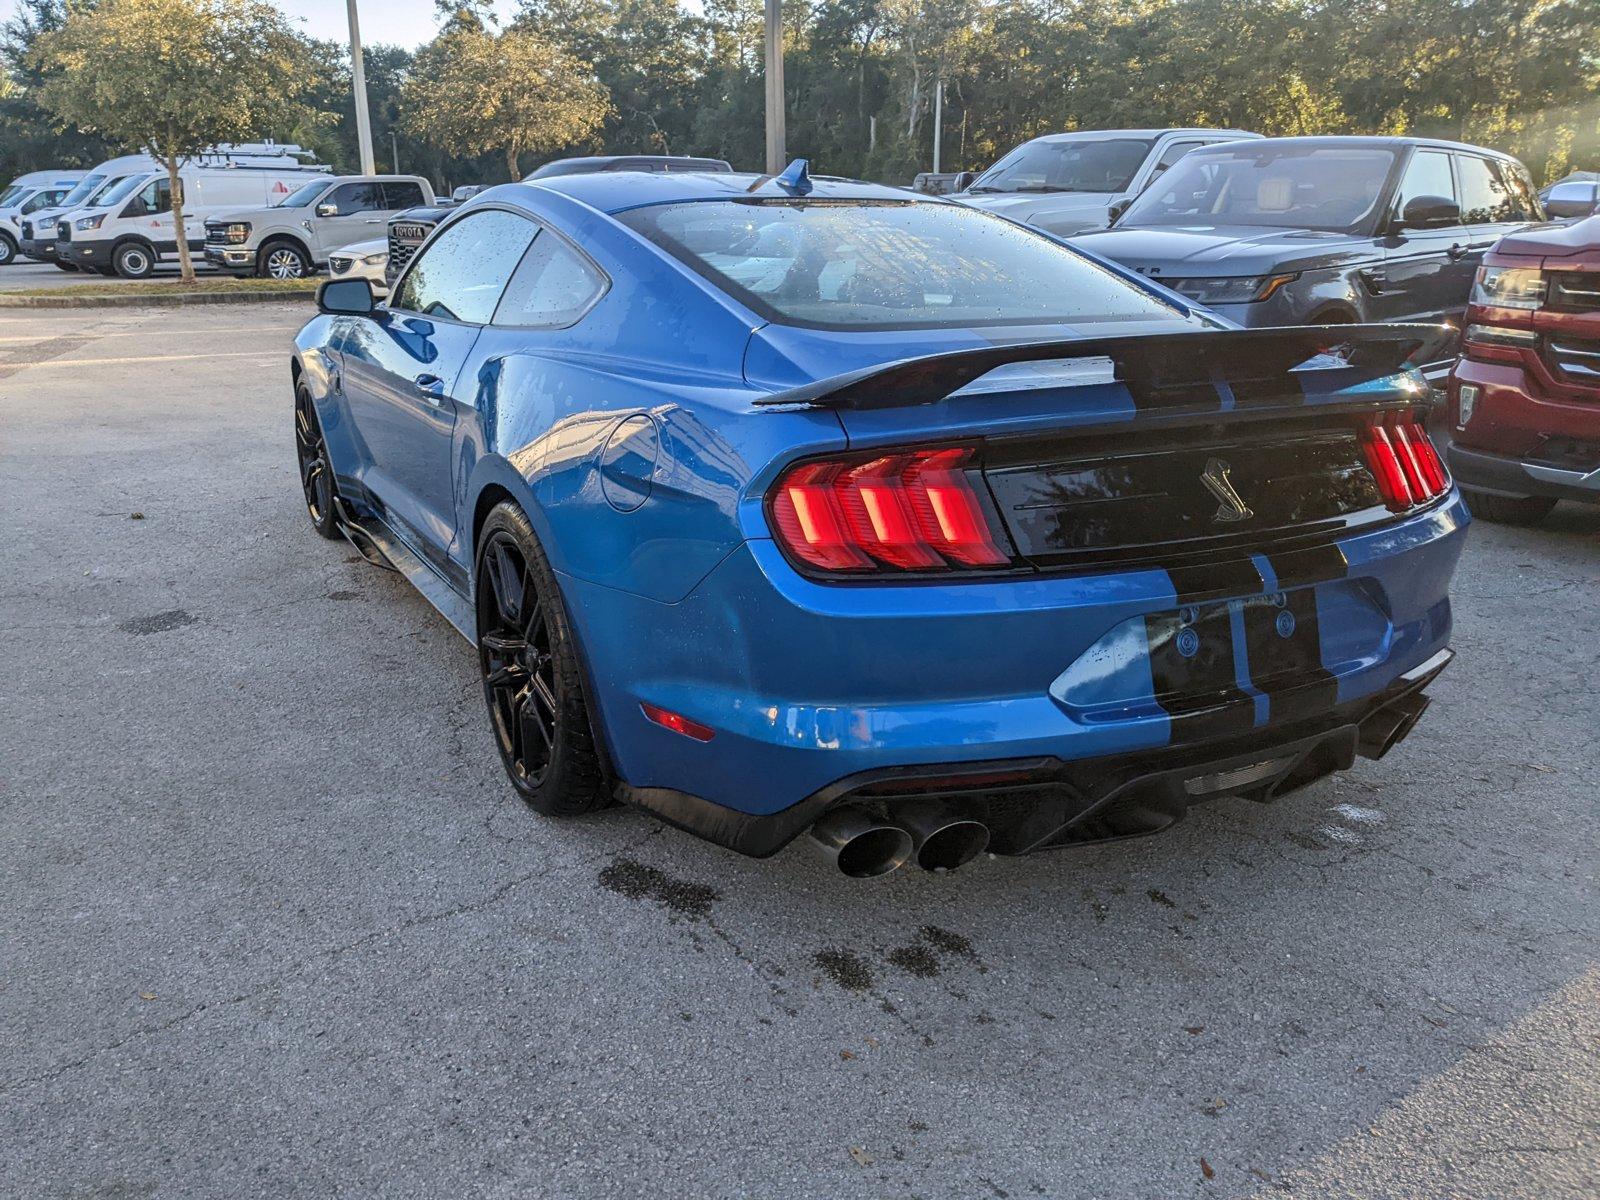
[887, 944, 942, 978]
[326, 591, 359, 601]
[814, 949, 875, 992]
[597, 858, 722, 919]
[920, 925, 982, 965]
[1147, 888, 1177, 909]
[119, 609, 196, 636]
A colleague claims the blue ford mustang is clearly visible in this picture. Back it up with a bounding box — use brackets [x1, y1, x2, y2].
[291, 162, 1467, 877]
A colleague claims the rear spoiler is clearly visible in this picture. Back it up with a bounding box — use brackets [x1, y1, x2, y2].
[752, 323, 1453, 411]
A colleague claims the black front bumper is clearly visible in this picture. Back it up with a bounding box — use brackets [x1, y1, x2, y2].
[1447, 441, 1600, 504]
[617, 649, 1454, 858]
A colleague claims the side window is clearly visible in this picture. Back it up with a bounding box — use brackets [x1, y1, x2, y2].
[124, 179, 172, 218]
[21, 190, 60, 215]
[325, 182, 384, 215]
[392, 209, 537, 324]
[382, 181, 426, 210]
[1456, 155, 1515, 223]
[1491, 162, 1538, 221]
[493, 229, 608, 327]
[1149, 141, 1202, 179]
[1392, 150, 1456, 219]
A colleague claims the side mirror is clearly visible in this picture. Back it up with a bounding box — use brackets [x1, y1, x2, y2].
[317, 277, 375, 316]
[316, 202, 339, 218]
[954, 170, 977, 192]
[1546, 198, 1596, 220]
[1399, 195, 1461, 230]
[1107, 198, 1133, 226]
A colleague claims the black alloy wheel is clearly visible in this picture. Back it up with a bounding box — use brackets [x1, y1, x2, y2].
[294, 383, 340, 539]
[475, 503, 609, 816]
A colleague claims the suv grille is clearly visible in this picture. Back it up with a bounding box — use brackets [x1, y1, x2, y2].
[1547, 272, 1600, 315]
[204, 223, 228, 246]
[20, 220, 32, 239]
[386, 221, 435, 281]
[56, 221, 71, 243]
[1546, 336, 1600, 383]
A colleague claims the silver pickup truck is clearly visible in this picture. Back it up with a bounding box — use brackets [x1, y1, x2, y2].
[204, 174, 433, 279]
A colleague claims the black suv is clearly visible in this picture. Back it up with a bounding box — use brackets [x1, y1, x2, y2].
[1074, 136, 1544, 375]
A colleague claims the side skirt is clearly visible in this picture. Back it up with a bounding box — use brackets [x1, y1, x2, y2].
[336, 498, 476, 644]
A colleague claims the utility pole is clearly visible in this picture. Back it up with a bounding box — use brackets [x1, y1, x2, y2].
[932, 78, 943, 174]
[347, 0, 376, 176]
[763, 0, 786, 173]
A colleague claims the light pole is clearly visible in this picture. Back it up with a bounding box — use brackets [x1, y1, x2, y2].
[932, 78, 943, 175]
[347, 0, 376, 176]
[764, 0, 786, 173]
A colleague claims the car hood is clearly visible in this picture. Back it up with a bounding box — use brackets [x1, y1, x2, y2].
[207, 205, 293, 226]
[331, 238, 386, 257]
[1072, 224, 1377, 276]
[956, 191, 1117, 233]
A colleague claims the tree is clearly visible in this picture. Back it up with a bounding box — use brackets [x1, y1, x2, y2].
[0, 0, 114, 173]
[31, 0, 325, 283]
[403, 19, 610, 181]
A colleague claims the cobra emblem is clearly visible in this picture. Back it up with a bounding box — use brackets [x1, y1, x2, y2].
[1200, 457, 1254, 523]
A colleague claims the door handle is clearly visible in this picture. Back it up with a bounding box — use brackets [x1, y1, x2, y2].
[1447, 243, 1468, 260]
[413, 373, 447, 402]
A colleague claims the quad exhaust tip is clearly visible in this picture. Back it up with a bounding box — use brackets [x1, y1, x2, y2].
[809, 802, 991, 878]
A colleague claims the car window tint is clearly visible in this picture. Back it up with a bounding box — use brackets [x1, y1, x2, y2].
[393, 209, 537, 324]
[1152, 141, 1202, 174]
[328, 182, 384, 214]
[127, 178, 171, 217]
[383, 181, 426, 209]
[1393, 150, 1455, 218]
[623, 199, 1184, 330]
[21, 189, 62, 215]
[493, 230, 607, 327]
[1456, 156, 1517, 223]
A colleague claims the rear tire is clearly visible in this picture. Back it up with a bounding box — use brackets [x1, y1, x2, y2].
[475, 502, 611, 818]
[113, 242, 155, 279]
[1463, 489, 1557, 526]
[259, 240, 311, 280]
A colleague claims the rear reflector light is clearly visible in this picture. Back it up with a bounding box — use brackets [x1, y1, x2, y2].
[641, 702, 715, 742]
[1359, 411, 1450, 512]
[770, 446, 1010, 574]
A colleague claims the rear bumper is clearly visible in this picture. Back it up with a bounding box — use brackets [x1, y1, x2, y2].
[1448, 357, 1600, 501]
[565, 496, 1469, 852]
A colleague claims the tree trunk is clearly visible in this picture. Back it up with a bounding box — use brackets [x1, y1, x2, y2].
[165, 152, 196, 286]
[505, 145, 522, 182]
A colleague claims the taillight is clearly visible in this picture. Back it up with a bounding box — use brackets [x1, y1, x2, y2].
[769, 446, 1011, 574]
[1359, 411, 1450, 512]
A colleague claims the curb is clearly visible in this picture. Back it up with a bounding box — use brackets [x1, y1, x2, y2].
[0, 289, 315, 309]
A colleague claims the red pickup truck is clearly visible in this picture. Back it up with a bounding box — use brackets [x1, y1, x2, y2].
[1447, 214, 1600, 524]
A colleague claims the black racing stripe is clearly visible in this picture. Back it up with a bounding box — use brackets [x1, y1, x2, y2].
[1127, 381, 1223, 415]
[1241, 590, 1338, 726]
[1264, 543, 1350, 590]
[1145, 606, 1256, 741]
[1166, 557, 1267, 607]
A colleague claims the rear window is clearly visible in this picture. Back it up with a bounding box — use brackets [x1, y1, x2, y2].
[619, 199, 1182, 330]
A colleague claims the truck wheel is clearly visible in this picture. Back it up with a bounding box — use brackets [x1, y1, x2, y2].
[113, 242, 156, 279]
[0, 234, 15, 266]
[259, 241, 311, 280]
[1462, 489, 1557, 526]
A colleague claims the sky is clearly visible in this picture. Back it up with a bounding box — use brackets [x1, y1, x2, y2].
[0, 1, 520, 51]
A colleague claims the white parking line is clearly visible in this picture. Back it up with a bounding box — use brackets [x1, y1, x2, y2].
[8, 350, 284, 369]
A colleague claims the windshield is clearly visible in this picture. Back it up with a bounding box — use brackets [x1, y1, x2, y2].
[92, 174, 151, 208]
[620, 199, 1183, 330]
[42, 174, 104, 210]
[1120, 145, 1399, 232]
[0, 184, 25, 207]
[969, 138, 1154, 195]
[276, 179, 329, 208]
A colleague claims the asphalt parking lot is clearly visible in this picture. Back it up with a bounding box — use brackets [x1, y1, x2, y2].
[0, 259, 224, 292]
[2, 302, 1597, 1198]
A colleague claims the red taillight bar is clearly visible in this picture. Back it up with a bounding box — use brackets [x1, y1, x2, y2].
[770, 446, 1010, 574]
[1360, 411, 1450, 513]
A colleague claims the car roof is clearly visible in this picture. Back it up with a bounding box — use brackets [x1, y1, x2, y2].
[1025, 128, 1259, 143]
[508, 169, 918, 215]
[1183, 134, 1523, 160]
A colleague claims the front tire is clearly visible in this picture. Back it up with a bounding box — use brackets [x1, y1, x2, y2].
[475, 503, 610, 817]
[0, 235, 15, 266]
[259, 240, 312, 280]
[293, 383, 340, 539]
[113, 242, 155, 279]
[1463, 489, 1557, 526]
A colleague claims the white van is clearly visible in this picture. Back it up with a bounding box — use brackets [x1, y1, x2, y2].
[17, 153, 166, 268]
[33, 145, 327, 277]
[0, 170, 86, 266]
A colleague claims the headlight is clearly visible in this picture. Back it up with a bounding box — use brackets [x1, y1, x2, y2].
[224, 222, 251, 244]
[1168, 273, 1299, 304]
[361, 252, 388, 266]
[1470, 266, 1545, 310]
[74, 214, 106, 231]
